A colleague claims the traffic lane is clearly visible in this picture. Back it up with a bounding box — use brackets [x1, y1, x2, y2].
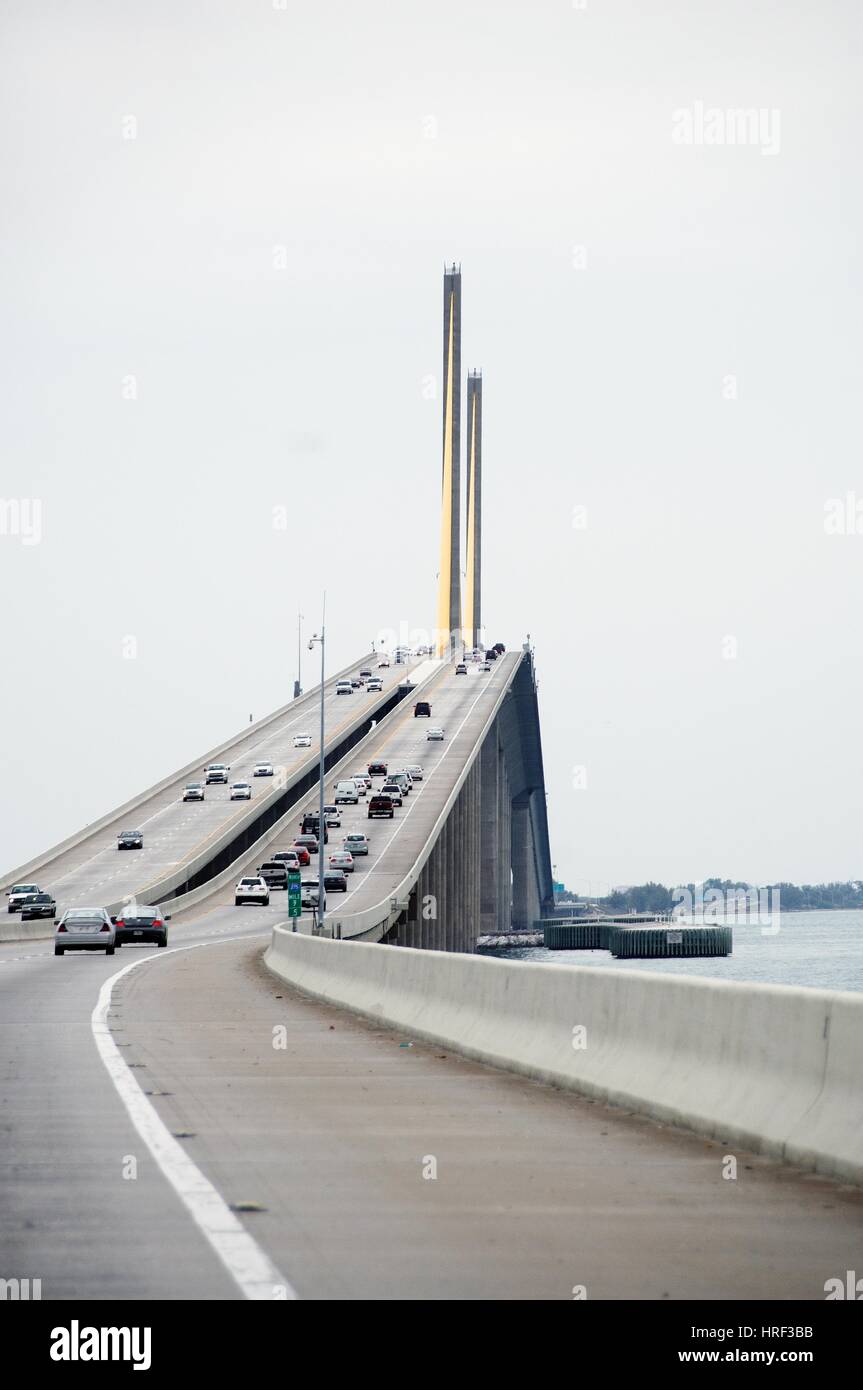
[9, 662, 418, 914]
[333, 658, 515, 915]
[0, 913, 276, 1300]
[118, 936, 863, 1299]
[162, 661, 465, 919]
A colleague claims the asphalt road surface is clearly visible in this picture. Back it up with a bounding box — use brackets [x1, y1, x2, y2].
[2, 918, 861, 1300]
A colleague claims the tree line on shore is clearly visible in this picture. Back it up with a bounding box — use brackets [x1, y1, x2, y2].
[555, 878, 863, 913]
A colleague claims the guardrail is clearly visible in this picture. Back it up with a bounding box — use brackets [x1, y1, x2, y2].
[265, 929, 863, 1186]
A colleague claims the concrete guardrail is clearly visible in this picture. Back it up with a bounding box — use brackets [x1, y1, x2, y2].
[265, 928, 863, 1186]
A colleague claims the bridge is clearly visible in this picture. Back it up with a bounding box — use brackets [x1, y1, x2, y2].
[1, 267, 861, 1303]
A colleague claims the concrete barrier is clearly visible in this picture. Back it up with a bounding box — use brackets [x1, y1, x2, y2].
[265, 929, 863, 1185]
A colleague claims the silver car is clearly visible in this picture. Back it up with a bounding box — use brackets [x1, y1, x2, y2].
[54, 907, 116, 957]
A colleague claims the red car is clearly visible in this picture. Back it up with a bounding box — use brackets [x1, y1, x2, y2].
[290, 842, 311, 866]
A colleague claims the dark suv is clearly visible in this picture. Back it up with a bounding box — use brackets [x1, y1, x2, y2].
[300, 814, 328, 843]
[368, 793, 394, 820]
[20, 892, 56, 921]
[414, 701, 431, 717]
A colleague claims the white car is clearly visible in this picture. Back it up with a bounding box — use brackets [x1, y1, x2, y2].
[405, 764, 424, 781]
[323, 804, 341, 827]
[7, 883, 41, 913]
[377, 656, 390, 668]
[230, 782, 252, 800]
[344, 833, 369, 856]
[427, 727, 445, 741]
[205, 763, 230, 784]
[335, 780, 359, 804]
[336, 681, 353, 695]
[235, 876, 270, 906]
[183, 782, 205, 801]
[329, 851, 354, 874]
[293, 733, 312, 749]
[366, 678, 383, 692]
[253, 761, 274, 777]
[351, 776, 369, 797]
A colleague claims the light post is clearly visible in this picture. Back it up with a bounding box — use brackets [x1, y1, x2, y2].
[308, 600, 326, 934]
[294, 611, 304, 699]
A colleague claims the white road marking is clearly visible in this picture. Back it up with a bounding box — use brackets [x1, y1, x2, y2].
[91, 938, 298, 1301]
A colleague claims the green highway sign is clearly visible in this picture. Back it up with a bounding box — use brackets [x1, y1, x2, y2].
[287, 870, 302, 918]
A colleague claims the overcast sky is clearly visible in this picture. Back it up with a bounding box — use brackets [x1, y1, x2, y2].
[1, 0, 861, 891]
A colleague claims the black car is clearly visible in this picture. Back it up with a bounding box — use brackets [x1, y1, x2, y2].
[323, 870, 348, 893]
[258, 861, 289, 890]
[20, 892, 56, 921]
[113, 906, 170, 947]
[414, 701, 431, 717]
[368, 761, 388, 776]
[117, 829, 144, 850]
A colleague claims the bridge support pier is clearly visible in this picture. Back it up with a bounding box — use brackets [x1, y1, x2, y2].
[511, 793, 541, 930]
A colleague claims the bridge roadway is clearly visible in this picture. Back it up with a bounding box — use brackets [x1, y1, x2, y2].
[1, 654, 420, 920]
[169, 652, 519, 932]
[2, 924, 861, 1299]
[3, 651, 861, 1299]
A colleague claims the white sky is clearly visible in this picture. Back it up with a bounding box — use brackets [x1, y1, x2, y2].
[1, 0, 861, 890]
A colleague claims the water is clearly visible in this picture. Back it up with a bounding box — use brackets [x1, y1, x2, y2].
[490, 910, 863, 993]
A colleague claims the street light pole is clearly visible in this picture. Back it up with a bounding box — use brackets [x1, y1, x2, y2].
[294, 611, 304, 699]
[308, 595, 327, 935]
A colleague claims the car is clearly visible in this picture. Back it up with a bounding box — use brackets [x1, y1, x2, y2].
[117, 829, 143, 850]
[271, 850, 301, 872]
[293, 733, 312, 749]
[344, 833, 369, 856]
[323, 804, 341, 827]
[295, 834, 319, 856]
[388, 771, 412, 796]
[366, 678, 383, 693]
[183, 783, 205, 801]
[492, 642, 506, 654]
[290, 843, 311, 866]
[455, 662, 467, 675]
[258, 861, 289, 890]
[485, 648, 498, 662]
[368, 761, 388, 777]
[336, 681, 353, 695]
[368, 793, 394, 819]
[205, 763, 230, 784]
[359, 669, 373, 681]
[300, 814, 328, 843]
[323, 870, 348, 893]
[253, 762, 274, 777]
[351, 776, 368, 797]
[414, 701, 431, 717]
[427, 726, 445, 740]
[380, 782, 403, 807]
[335, 780, 359, 804]
[329, 851, 354, 873]
[480, 662, 491, 672]
[54, 907, 115, 956]
[350, 678, 362, 689]
[377, 656, 390, 668]
[405, 764, 424, 781]
[301, 878, 320, 908]
[235, 876, 270, 906]
[114, 906, 170, 948]
[19, 892, 56, 921]
[7, 883, 41, 913]
[230, 782, 252, 800]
